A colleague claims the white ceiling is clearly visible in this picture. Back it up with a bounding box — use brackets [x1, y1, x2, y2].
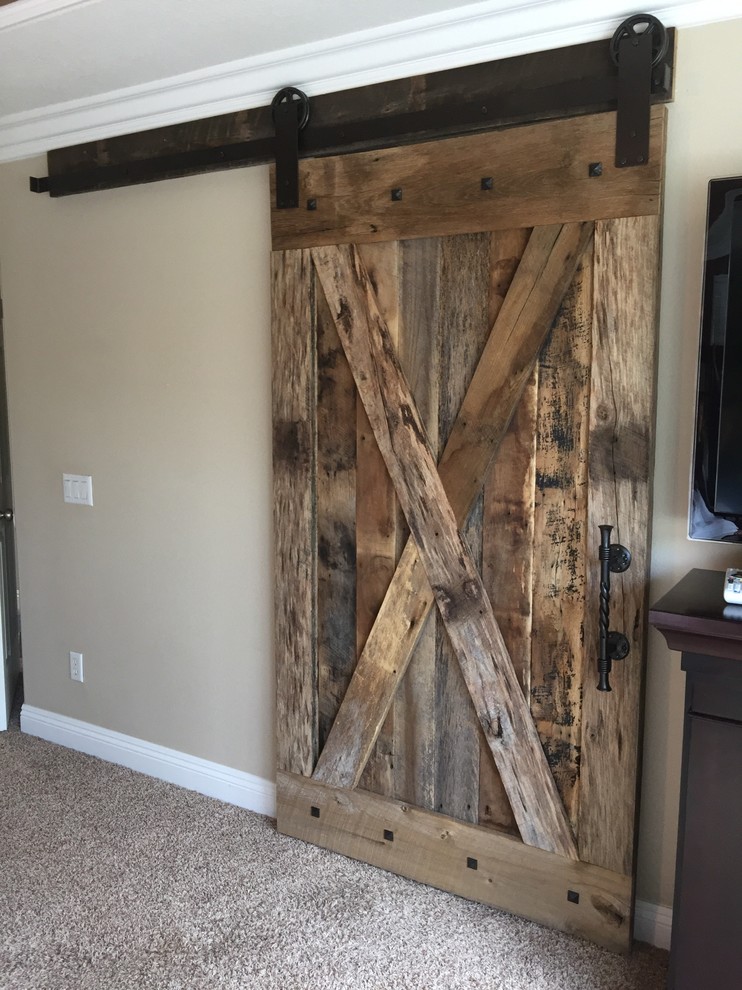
[0, 0, 485, 115]
[0, 0, 740, 162]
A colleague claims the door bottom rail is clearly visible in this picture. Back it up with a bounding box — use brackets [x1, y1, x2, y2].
[276, 770, 633, 953]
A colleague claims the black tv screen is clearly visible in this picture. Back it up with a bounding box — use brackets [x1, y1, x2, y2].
[690, 176, 742, 541]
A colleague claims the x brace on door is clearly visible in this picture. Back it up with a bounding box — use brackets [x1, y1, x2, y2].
[309, 224, 593, 858]
[272, 99, 664, 950]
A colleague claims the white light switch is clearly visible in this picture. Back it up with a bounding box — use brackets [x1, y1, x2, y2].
[63, 473, 93, 506]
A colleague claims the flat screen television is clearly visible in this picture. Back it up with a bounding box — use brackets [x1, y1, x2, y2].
[690, 175, 742, 541]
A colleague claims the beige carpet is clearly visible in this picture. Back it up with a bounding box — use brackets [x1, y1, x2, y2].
[0, 693, 668, 990]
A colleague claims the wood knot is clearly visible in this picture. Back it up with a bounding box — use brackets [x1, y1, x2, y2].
[463, 580, 480, 601]
[433, 586, 454, 620]
[336, 298, 353, 335]
[591, 895, 626, 928]
[273, 421, 309, 469]
[482, 711, 504, 739]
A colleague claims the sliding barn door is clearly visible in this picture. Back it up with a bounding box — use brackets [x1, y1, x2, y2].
[271, 108, 665, 952]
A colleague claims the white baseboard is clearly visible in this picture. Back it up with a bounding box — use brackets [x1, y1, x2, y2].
[19, 704, 276, 819]
[634, 899, 673, 950]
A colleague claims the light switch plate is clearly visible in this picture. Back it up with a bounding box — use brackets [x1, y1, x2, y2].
[63, 473, 93, 506]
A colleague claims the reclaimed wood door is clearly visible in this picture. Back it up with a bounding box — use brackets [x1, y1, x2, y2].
[271, 107, 665, 952]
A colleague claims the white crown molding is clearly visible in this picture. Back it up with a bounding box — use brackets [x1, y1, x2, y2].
[0, 0, 740, 163]
[20, 704, 277, 818]
[0, 0, 98, 32]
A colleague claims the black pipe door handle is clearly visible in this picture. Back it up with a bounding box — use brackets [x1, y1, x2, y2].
[597, 524, 631, 692]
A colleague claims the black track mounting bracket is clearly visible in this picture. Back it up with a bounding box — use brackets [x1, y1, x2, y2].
[272, 87, 310, 210]
[611, 13, 668, 168]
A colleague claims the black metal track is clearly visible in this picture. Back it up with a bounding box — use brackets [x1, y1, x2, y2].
[31, 29, 674, 198]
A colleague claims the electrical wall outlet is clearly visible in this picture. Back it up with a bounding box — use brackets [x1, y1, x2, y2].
[69, 651, 84, 683]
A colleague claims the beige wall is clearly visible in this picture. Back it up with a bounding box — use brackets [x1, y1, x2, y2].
[1, 18, 741, 910]
[0, 163, 276, 779]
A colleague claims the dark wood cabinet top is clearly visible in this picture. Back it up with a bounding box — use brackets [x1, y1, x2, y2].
[649, 568, 742, 661]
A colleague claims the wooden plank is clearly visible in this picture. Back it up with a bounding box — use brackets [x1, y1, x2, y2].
[530, 249, 594, 832]
[392, 237, 441, 810]
[45, 33, 675, 197]
[277, 770, 632, 953]
[312, 243, 578, 859]
[480, 227, 534, 835]
[271, 109, 666, 250]
[354, 242, 402, 656]
[434, 491, 482, 824]
[482, 372, 537, 698]
[312, 223, 593, 793]
[434, 234, 491, 823]
[315, 286, 357, 752]
[578, 216, 662, 877]
[272, 250, 318, 775]
[355, 242, 401, 796]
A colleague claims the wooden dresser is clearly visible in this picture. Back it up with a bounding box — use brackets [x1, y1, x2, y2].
[649, 568, 742, 989]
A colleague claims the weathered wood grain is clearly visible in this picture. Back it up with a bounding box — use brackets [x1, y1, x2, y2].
[271, 109, 666, 250]
[482, 370, 537, 698]
[393, 237, 441, 810]
[312, 223, 593, 793]
[578, 215, 662, 876]
[312, 531, 436, 787]
[277, 770, 632, 953]
[436, 223, 592, 522]
[433, 492, 482, 825]
[272, 250, 318, 775]
[530, 250, 593, 832]
[312, 243, 578, 858]
[355, 242, 402, 654]
[270, 110, 666, 952]
[434, 234, 491, 824]
[316, 286, 357, 752]
[480, 228, 534, 835]
[355, 242, 401, 796]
